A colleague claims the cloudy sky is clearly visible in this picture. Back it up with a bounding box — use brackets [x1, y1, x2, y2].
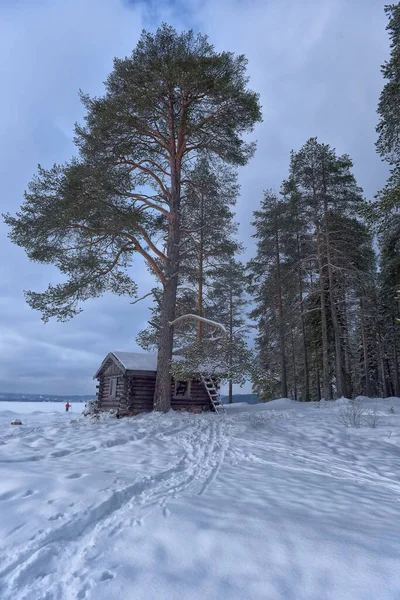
[0, 0, 390, 395]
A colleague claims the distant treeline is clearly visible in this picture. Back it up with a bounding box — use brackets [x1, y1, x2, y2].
[221, 394, 259, 405]
[0, 393, 95, 403]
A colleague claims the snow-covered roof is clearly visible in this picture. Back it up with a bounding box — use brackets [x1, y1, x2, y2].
[94, 352, 158, 378]
[112, 352, 158, 372]
[94, 351, 224, 379]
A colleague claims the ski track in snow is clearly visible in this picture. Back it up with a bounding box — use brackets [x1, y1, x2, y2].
[0, 414, 230, 600]
[226, 436, 400, 495]
[1, 399, 400, 600]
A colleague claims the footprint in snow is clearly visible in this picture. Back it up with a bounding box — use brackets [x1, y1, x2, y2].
[66, 473, 83, 479]
[6, 522, 26, 537]
[108, 522, 124, 537]
[77, 583, 93, 600]
[29, 528, 43, 540]
[0, 490, 17, 501]
[21, 489, 34, 498]
[100, 571, 115, 582]
[50, 449, 70, 458]
[49, 512, 65, 521]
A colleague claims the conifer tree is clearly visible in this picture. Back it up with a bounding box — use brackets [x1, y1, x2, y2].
[287, 138, 365, 398]
[136, 157, 241, 352]
[207, 259, 251, 403]
[248, 191, 290, 399]
[367, 3, 400, 396]
[250, 140, 373, 401]
[377, 3, 400, 166]
[4, 25, 261, 411]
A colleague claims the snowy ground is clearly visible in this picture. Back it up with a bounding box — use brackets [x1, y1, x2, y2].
[1, 398, 400, 600]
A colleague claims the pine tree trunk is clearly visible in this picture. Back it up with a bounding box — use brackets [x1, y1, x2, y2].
[291, 329, 298, 400]
[392, 316, 400, 395]
[322, 190, 347, 398]
[341, 289, 353, 398]
[275, 227, 288, 398]
[154, 156, 181, 411]
[297, 235, 310, 401]
[228, 286, 233, 404]
[197, 193, 205, 341]
[316, 362, 321, 401]
[377, 323, 390, 397]
[316, 222, 331, 399]
[360, 298, 373, 397]
[385, 354, 394, 396]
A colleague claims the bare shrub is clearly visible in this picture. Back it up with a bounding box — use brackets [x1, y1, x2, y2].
[314, 400, 331, 409]
[245, 410, 290, 429]
[364, 404, 381, 429]
[246, 413, 269, 429]
[338, 398, 364, 428]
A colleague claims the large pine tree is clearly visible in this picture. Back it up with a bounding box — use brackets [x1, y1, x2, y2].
[4, 25, 261, 411]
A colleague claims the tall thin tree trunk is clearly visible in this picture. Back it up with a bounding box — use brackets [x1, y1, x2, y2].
[228, 286, 234, 404]
[291, 329, 298, 400]
[392, 316, 400, 395]
[360, 297, 372, 397]
[275, 225, 288, 398]
[297, 234, 310, 401]
[385, 354, 394, 396]
[322, 192, 347, 398]
[341, 289, 353, 398]
[377, 323, 390, 398]
[316, 222, 331, 399]
[197, 194, 205, 341]
[315, 346, 321, 401]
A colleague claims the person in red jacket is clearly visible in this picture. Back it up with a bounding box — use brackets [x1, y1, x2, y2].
[65, 402, 71, 412]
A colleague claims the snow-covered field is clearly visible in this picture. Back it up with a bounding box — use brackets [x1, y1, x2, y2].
[1, 398, 400, 600]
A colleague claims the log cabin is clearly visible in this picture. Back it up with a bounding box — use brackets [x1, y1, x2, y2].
[93, 351, 223, 415]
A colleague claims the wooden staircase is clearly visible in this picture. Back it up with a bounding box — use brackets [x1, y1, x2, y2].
[201, 374, 226, 414]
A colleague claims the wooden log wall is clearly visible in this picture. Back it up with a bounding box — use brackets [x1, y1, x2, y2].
[170, 379, 213, 412]
[95, 361, 215, 415]
[96, 358, 126, 412]
[99, 376, 128, 412]
[96, 376, 105, 407]
[118, 377, 130, 412]
[127, 375, 155, 414]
